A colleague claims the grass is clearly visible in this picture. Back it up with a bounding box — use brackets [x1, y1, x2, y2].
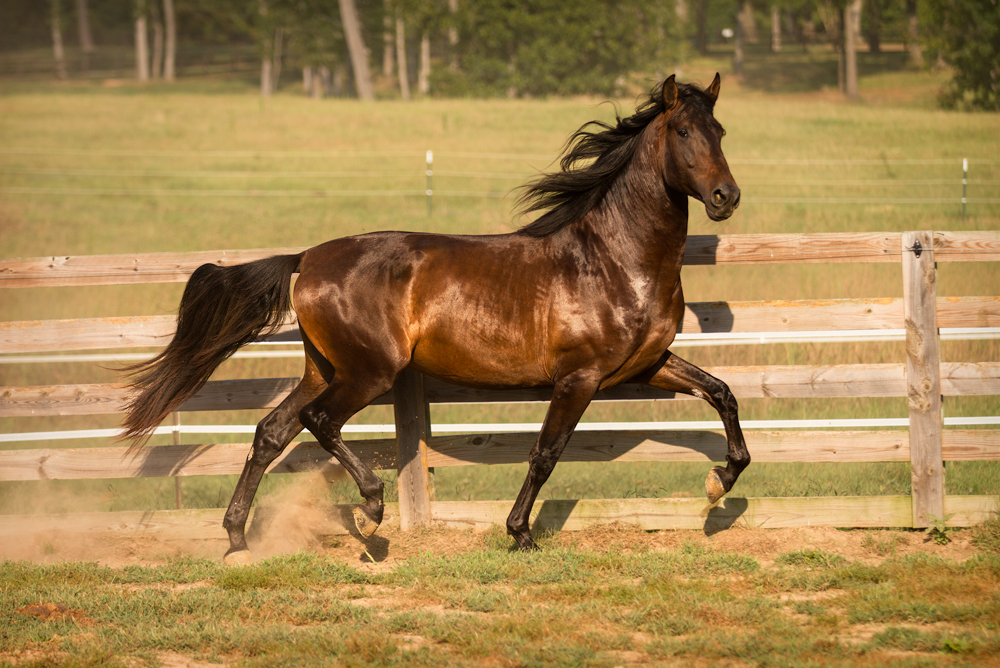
[1, 48, 998, 514]
[2, 532, 999, 667]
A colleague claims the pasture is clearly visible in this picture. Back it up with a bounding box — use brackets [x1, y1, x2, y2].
[1, 52, 999, 666]
[1, 58, 997, 514]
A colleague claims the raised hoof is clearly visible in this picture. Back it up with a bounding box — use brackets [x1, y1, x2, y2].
[705, 467, 728, 504]
[223, 549, 254, 567]
[353, 505, 381, 539]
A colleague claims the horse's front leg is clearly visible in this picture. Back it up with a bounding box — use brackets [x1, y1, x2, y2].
[507, 369, 601, 551]
[637, 351, 750, 502]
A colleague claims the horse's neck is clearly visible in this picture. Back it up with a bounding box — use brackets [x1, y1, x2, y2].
[573, 141, 689, 274]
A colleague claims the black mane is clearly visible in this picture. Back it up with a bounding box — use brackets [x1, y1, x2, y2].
[516, 79, 716, 237]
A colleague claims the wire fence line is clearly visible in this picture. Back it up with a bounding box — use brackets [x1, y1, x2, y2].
[3, 187, 998, 206]
[3, 149, 998, 209]
[3, 147, 1000, 165]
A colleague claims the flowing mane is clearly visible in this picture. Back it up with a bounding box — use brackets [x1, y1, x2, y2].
[516, 80, 717, 237]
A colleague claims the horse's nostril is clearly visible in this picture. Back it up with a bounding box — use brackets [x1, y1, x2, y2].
[712, 189, 726, 206]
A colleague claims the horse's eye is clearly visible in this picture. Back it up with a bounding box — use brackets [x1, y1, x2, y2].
[678, 128, 689, 139]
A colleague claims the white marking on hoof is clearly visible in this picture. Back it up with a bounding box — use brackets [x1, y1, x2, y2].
[223, 550, 254, 567]
[353, 506, 379, 539]
[705, 468, 727, 504]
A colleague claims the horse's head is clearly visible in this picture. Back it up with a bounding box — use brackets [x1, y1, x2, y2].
[660, 73, 740, 222]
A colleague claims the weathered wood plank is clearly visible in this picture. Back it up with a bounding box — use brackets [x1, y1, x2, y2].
[6, 362, 997, 418]
[4, 296, 997, 353]
[3, 233, 994, 290]
[0, 248, 306, 289]
[0, 504, 385, 541]
[4, 428, 996, 483]
[934, 231, 1000, 263]
[0, 316, 299, 353]
[942, 430, 1000, 461]
[683, 233, 902, 265]
[431, 496, 915, 531]
[0, 439, 398, 481]
[426, 430, 912, 467]
[2, 495, 990, 542]
[903, 231, 945, 528]
[0, 429, 918, 482]
[943, 495, 1000, 526]
[394, 369, 433, 529]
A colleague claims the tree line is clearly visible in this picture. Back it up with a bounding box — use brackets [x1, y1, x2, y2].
[3, 0, 996, 109]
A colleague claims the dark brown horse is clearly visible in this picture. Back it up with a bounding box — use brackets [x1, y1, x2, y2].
[122, 74, 748, 564]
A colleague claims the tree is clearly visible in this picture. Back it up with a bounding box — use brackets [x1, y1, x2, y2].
[338, 0, 374, 99]
[905, 0, 923, 66]
[135, 0, 149, 81]
[436, 0, 673, 97]
[50, 0, 67, 79]
[923, 0, 1000, 110]
[75, 0, 94, 52]
[844, 0, 861, 100]
[163, 0, 176, 81]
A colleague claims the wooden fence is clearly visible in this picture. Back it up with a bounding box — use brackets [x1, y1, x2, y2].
[1, 230, 998, 541]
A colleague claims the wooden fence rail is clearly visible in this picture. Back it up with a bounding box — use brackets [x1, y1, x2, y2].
[1, 231, 998, 540]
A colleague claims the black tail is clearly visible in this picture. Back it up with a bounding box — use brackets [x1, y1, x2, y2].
[121, 253, 302, 448]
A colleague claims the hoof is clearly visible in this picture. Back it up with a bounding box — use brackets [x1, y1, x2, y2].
[705, 467, 727, 504]
[223, 549, 254, 567]
[353, 505, 381, 539]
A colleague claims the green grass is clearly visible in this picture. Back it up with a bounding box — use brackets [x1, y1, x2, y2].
[1, 50, 998, 514]
[2, 538, 999, 667]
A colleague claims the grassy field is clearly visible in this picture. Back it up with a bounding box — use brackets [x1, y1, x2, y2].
[1, 49, 998, 514]
[2, 522, 1000, 667]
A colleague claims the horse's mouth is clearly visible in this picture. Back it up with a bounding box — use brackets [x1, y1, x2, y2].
[706, 192, 740, 221]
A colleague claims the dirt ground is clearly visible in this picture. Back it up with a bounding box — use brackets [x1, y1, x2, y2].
[1, 514, 983, 570]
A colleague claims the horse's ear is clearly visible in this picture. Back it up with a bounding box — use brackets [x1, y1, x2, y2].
[662, 75, 678, 110]
[706, 72, 721, 103]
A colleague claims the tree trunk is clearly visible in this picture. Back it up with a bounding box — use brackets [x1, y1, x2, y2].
[76, 0, 95, 52]
[339, 0, 374, 100]
[448, 0, 459, 70]
[396, 15, 410, 100]
[734, 11, 744, 74]
[866, 0, 881, 52]
[261, 57, 272, 96]
[163, 0, 176, 81]
[771, 4, 781, 52]
[844, 0, 860, 99]
[51, 0, 68, 80]
[383, 0, 394, 76]
[905, 0, 923, 66]
[695, 0, 708, 54]
[271, 27, 283, 92]
[740, 1, 758, 44]
[135, 2, 149, 82]
[419, 32, 430, 95]
[151, 15, 163, 79]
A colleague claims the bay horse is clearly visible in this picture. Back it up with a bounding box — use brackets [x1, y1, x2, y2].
[122, 74, 749, 564]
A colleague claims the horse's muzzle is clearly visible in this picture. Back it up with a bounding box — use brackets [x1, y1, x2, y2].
[706, 184, 741, 221]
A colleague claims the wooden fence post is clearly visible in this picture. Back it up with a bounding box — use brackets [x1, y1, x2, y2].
[393, 368, 433, 529]
[902, 230, 944, 527]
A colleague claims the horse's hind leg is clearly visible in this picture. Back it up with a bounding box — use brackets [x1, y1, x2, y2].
[637, 351, 750, 503]
[298, 374, 395, 540]
[222, 371, 325, 565]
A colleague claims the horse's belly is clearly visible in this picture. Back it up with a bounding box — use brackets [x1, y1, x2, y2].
[408, 324, 550, 389]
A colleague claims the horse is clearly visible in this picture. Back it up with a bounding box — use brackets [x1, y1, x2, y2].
[121, 73, 749, 564]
